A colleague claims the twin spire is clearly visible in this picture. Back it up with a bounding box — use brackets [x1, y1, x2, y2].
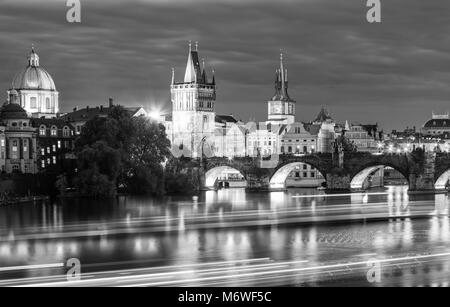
[273, 51, 292, 101]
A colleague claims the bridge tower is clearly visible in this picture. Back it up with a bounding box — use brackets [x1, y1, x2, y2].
[170, 42, 216, 157]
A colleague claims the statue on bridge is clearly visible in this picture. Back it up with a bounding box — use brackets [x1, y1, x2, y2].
[332, 134, 357, 169]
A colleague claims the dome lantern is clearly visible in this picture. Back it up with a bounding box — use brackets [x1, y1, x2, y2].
[28, 46, 40, 67]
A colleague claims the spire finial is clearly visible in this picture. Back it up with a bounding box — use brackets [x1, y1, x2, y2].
[195, 41, 199, 51]
[279, 50, 285, 95]
[171, 67, 175, 85]
[188, 40, 192, 52]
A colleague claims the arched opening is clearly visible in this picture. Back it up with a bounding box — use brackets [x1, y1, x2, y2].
[435, 169, 450, 190]
[351, 165, 408, 190]
[205, 166, 246, 189]
[270, 162, 326, 189]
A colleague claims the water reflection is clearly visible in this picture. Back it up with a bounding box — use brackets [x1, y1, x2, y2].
[0, 186, 449, 286]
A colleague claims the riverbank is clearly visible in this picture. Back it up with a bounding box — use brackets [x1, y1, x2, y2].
[0, 195, 50, 206]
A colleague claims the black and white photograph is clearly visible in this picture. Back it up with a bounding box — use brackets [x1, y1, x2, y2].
[0, 0, 450, 292]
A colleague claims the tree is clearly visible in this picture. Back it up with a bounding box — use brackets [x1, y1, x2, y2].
[164, 157, 197, 195]
[73, 106, 172, 197]
[125, 117, 171, 195]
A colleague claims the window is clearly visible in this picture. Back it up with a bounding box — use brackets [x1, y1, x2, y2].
[30, 97, 37, 109]
[51, 126, 57, 137]
[53, 156, 57, 165]
[58, 141, 61, 149]
[47, 147, 50, 154]
[41, 148, 45, 156]
[63, 126, 70, 137]
[311, 172, 316, 178]
[303, 146, 308, 153]
[288, 146, 292, 153]
[23, 140, 28, 152]
[0, 140, 4, 147]
[203, 116, 208, 130]
[40, 125, 46, 136]
[303, 172, 308, 178]
[41, 160, 45, 168]
[46, 98, 51, 109]
[52, 145, 56, 152]
[303, 164, 307, 170]
[12, 141, 18, 151]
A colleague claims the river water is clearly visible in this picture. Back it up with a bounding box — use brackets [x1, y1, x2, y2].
[0, 185, 450, 286]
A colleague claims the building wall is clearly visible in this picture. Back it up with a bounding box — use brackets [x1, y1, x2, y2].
[9, 89, 59, 117]
[0, 120, 37, 174]
[170, 83, 216, 157]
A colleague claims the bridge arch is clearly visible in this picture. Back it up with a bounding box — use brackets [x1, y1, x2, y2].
[205, 166, 246, 189]
[435, 169, 450, 190]
[269, 161, 326, 189]
[350, 164, 409, 190]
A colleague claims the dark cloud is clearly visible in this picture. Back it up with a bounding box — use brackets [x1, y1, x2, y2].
[1, 0, 450, 130]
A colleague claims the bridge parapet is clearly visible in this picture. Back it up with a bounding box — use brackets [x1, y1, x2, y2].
[179, 149, 449, 192]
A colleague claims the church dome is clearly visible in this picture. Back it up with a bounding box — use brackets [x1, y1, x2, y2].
[424, 119, 450, 128]
[11, 48, 56, 91]
[0, 103, 29, 120]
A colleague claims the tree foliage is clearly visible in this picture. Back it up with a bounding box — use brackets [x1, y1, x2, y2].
[73, 106, 172, 197]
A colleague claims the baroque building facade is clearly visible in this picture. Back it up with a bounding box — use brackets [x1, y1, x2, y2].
[0, 91, 38, 174]
[7, 48, 59, 118]
[0, 47, 78, 175]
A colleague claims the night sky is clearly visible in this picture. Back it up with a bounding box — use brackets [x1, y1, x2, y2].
[1, 0, 450, 131]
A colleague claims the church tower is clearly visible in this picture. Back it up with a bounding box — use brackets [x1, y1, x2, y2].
[268, 53, 296, 125]
[170, 42, 216, 157]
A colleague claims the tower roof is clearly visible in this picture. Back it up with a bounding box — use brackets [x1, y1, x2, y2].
[177, 42, 215, 86]
[314, 106, 333, 123]
[184, 41, 202, 83]
[271, 52, 294, 102]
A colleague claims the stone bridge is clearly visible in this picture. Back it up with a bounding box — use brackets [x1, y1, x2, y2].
[185, 150, 450, 192]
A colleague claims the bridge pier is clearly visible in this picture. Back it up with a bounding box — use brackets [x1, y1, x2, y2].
[408, 174, 436, 192]
[245, 175, 270, 192]
[326, 173, 351, 191]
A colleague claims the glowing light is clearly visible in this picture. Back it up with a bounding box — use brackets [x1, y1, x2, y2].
[148, 108, 162, 121]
